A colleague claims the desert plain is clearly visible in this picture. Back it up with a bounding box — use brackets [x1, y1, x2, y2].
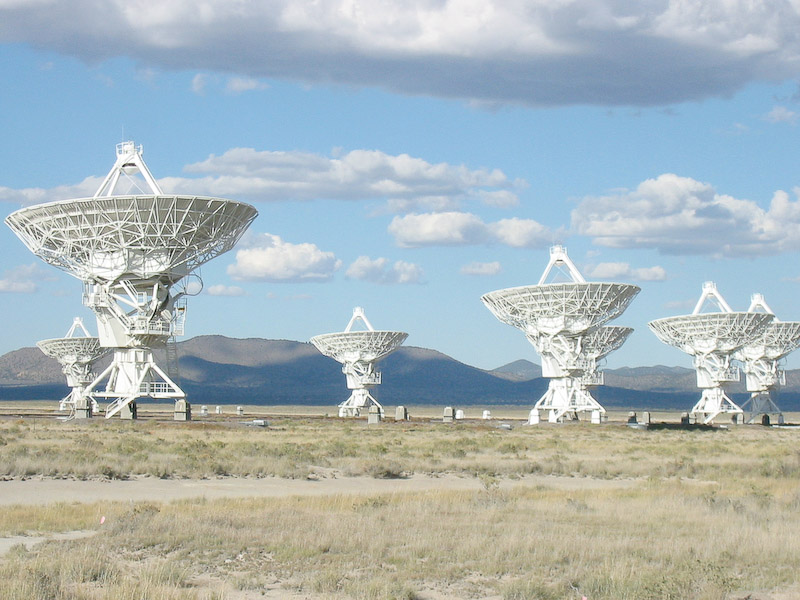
[0, 402, 799, 600]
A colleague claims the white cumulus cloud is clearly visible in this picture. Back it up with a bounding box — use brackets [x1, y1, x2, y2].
[225, 76, 268, 94]
[191, 73, 210, 95]
[0, 263, 49, 293]
[159, 147, 519, 207]
[460, 261, 502, 276]
[3, 1, 797, 106]
[388, 211, 553, 248]
[764, 105, 798, 124]
[1, 146, 521, 210]
[584, 262, 667, 282]
[0, 177, 101, 206]
[488, 217, 552, 248]
[227, 233, 341, 282]
[206, 284, 246, 296]
[388, 212, 489, 247]
[345, 256, 424, 284]
[572, 173, 800, 257]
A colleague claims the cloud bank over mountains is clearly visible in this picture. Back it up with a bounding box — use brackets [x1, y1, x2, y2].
[572, 173, 800, 257]
[2, 1, 800, 107]
[6, 146, 800, 284]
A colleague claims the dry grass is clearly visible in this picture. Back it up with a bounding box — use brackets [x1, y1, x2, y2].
[1, 410, 799, 599]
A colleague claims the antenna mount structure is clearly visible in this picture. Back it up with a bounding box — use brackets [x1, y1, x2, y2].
[649, 282, 774, 424]
[733, 294, 800, 424]
[37, 317, 110, 419]
[310, 307, 408, 417]
[7, 142, 257, 419]
[482, 246, 639, 424]
[575, 326, 633, 390]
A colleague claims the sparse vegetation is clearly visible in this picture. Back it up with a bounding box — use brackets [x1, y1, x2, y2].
[0, 410, 799, 599]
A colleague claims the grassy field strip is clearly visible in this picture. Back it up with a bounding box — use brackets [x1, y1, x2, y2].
[0, 471, 642, 508]
[1, 482, 799, 599]
[1, 413, 800, 598]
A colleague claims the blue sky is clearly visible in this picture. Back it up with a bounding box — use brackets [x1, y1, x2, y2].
[2, 1, 800, 371]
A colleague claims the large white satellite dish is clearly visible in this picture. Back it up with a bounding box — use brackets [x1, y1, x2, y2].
[649, 282, 773, 424]
[483, 246, 639, 423]
[8, 142, 257, 419]
[733, 294, 800, 424]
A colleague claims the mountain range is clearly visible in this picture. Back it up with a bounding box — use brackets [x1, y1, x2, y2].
[2, 335, 799, 411]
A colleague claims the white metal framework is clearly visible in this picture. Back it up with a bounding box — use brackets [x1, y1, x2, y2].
[310, 307, 408, 417]
[482, 246, 639, 423]
[7, 142, 258, 418]
[734, 294, 800, 424]
[577, 326, 634, 388]
[649, 282, 774, 424]
[37, 317, 109, 417]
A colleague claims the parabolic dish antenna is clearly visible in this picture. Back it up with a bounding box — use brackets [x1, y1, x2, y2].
[483, 245, 639, 424]
[7, 142, 258, 420]
[310, 307, 408, 418]
[648, 282, 774, 424]
[481, 283, 639, 337]
[6, 195, 256, 284]
[37, 317, 110, 417]
[582, 325, 634, 359]
[579, 326, 633, 386]
[734, 294, 800, 424]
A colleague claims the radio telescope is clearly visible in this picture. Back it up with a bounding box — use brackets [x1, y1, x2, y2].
[733, 294, 800, 424]
[310, 307, 408, 417]
[7, 141, 257, 419]
[482, 245, 640, 424]
[576, 326, 633, 389]
[649, 282, 774, 424]
[37, 317, 110, 418]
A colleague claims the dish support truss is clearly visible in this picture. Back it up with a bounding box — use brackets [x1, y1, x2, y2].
[37, 317, 109, 417]
[525, 331, 605, 423]
[80, 277, 190, 419]
[310, 307, 408, 418]
[577, 326, 634, 390]
[648, 283, 774, 424]
[6, 142, 257, 419]
[482, 246, 639, 424]
[734, 295, 800, 424]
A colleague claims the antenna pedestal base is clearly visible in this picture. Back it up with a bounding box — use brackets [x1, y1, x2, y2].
[60, 388, 99, 414]
[741, 392, 783, 424]
[531, 379, 605, 423]
[690, 388, 743, 424]
[338, 389, 383, 418]
[73, 396, 93, 420]
[174, 399, 192, 421]
[86, 348, 185, 419]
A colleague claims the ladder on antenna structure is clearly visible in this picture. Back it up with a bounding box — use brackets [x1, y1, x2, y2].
[104, 395, 137, 420]
[58, 404, 77, 422]
[166, 336, 180, 384]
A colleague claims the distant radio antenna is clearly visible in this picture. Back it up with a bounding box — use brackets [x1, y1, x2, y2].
[733, 294, 800, 424]
[310, 307, 408, 418]
[37, 317, 110, 419]
[649, 282, 774, 424]
[482, 245, 639, 424]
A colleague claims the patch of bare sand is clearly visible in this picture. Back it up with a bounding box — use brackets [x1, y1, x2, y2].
[0, 473, 639, 507]
[0, 530, 96, 556]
